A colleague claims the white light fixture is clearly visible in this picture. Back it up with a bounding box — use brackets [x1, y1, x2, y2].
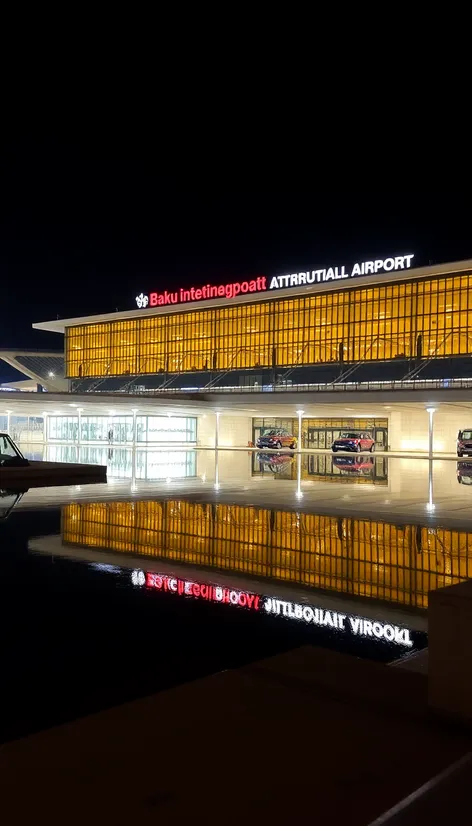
[345, 407, 355, 411]
[5, 410, 12, 414]
[48, 371, 55, 378]
[296, 409, 304, 416]
[426, 407, 437, 414]
[42, 411, 48, 417]
[131, 408, 138, 414]
[109, 410, 115, 416]
[69, 403, 78, 408]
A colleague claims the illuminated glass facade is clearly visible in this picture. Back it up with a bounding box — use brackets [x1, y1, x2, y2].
[65, 271, 472, 378]
[62, 500, 472, 609]
[47, 415, 197, 444]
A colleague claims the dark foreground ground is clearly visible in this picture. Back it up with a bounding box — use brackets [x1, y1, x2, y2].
[0, 645, 470, 825]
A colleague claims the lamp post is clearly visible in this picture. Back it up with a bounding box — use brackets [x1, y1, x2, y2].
[426, 407, 436, 458]
[296, 409, 304, 454]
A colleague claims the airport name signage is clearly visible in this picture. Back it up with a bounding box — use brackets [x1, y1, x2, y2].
[131, 569, 414, 648]
[135, 253, 414, 309]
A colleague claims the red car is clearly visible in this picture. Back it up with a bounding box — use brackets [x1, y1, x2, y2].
[331, 431, 375, 453]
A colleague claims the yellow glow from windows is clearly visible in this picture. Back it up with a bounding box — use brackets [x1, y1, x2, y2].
[65, 272, 472, 379]
[62, 500, 472, 609]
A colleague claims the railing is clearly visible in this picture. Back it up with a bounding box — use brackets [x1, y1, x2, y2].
[4, 376, 472, 398]
[124, 376, 472, 395]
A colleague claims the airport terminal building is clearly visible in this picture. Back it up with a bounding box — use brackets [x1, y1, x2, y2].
[3, 253, 472, 454]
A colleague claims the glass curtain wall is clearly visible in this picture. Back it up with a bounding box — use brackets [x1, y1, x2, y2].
[136, 416, 197, 443]
[47, 415, 197, 444]
[66, 272, 472, 379]
[62, 500, 472, 610]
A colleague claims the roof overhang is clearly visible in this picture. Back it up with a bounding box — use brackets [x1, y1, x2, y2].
[32, 258, 472, 335]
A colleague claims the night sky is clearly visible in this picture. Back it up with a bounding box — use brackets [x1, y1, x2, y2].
[1, 129, 471, 382]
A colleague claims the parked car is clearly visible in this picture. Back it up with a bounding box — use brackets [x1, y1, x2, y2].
[0, 434, 30, 468]
[457, 429, 472, 457]
[331, 431, 375, 453]
[256, 429, 297, 449]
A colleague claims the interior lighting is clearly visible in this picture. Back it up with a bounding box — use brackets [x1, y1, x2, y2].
[48, 371, 55, 378]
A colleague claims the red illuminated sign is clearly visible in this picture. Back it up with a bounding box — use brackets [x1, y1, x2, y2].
[145, 572, 261, 610]
[134, 277, 267, 309]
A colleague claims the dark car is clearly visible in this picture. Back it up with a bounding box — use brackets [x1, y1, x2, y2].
[256, 429, 297, 449]
[457, 429, 472, 457]
[331, 431, 375, 453]
[0, 434, 30, 467]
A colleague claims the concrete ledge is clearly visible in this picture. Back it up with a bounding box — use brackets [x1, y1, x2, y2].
[0, 646, 468, 825]
[429, 578, 472, 722]
[0, 460, 107, 487]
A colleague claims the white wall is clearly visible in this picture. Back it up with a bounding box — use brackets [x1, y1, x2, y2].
[197, 413, 251, 448]
[389, 407, 466, 453]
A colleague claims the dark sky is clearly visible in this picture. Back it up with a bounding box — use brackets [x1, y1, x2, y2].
[0, 128, 470, 382]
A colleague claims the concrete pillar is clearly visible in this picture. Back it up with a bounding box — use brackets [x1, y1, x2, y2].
[77, 409, 83, 446]
[131, 409, 138, 446]
[429, 578, 472, 721]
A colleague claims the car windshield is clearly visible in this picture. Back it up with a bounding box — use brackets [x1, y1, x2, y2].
[338, 432, 360, 439]
[263, 430, 278, 436]
[462, 430, 472, 440]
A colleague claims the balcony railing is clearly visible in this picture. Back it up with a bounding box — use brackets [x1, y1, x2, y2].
[126, 376, 472, 395]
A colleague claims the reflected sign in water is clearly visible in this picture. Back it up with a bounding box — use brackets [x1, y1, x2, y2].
[129, 567, 419, 651]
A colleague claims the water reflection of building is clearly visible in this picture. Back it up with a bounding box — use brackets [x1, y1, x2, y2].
[252, 453, 388, 485]
[45, 445, 197, 480]
[62, 500, 472, 610]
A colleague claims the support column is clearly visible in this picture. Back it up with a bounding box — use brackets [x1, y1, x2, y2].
[6, 410, 11, 436]
[296, 408, 304, 454]
[215, 411, 220, 449]
[77, 408, 83, 446]
[426, 407, 436, 458]
[42, 412, 48, 443]
[214, 449, 220, 490]
[131, 409, 138, 447]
